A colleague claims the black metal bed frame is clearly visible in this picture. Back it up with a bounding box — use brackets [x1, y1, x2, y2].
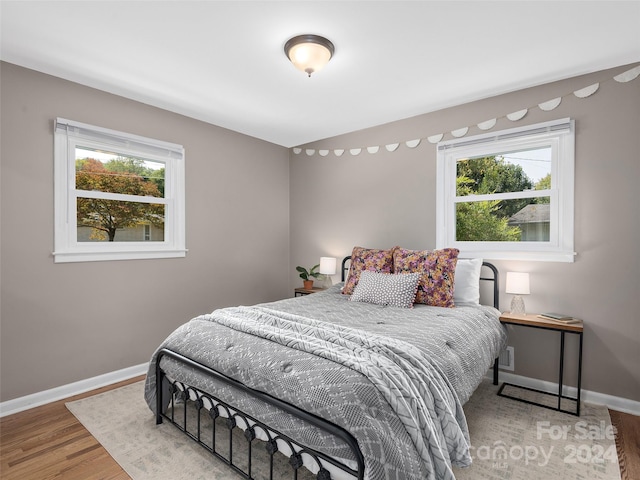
[156, 348, 364, 480]
[155, 256, 500, 480]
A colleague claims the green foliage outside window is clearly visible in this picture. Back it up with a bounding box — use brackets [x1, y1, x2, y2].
[75, 157, 165, 241]
[455, 156, 547, 242]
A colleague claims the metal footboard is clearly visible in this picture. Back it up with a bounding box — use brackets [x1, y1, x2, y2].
[156, 348, 365, 480]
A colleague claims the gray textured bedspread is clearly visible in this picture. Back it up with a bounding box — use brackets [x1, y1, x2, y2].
[144, 284, 506, 480]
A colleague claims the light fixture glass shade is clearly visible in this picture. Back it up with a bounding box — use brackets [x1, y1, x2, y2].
[285, 34, 334, 77]
[319, 257, 337, 275]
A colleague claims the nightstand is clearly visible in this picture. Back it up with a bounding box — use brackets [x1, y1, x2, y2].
[294, 287, 326, 297]
[496, 312, 583, 416]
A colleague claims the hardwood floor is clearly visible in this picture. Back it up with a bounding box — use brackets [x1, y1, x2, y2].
[1, 377, 638, 479]
[610, 409, 640, 480]
[0, 376, 142, 480]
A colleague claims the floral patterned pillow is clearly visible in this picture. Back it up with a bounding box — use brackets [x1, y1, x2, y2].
[392, 248, 460, 307]
[342, 246, 398, 295]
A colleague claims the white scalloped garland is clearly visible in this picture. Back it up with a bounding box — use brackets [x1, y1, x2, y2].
[451, 127, 469, 138]
[385, 143, 400, 152]
[614, 65, 640, 83]
[290, 65, 638, 157]
[477, 119, 497, 130]
[507, 109, 528, 121]
[538, 97, 562, 111]
[573, 83, 599, 98]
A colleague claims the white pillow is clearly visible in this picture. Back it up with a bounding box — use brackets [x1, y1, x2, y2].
[454, 258, 483, 306]
[350, 271, 420, 308]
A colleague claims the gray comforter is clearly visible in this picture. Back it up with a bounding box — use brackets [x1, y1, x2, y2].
[144, 284, 506, 480]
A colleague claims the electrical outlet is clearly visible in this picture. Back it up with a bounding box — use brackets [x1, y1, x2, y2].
[499, 346, 514, 371]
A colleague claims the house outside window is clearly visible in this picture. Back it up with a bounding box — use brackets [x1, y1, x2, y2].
[54, 118, 186, 263]
[436, 118, 575, 262]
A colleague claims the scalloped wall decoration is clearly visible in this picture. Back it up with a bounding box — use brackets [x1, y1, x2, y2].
[451, 127, 469, 138]
[385, 143, 400, 152]
[477, 119, 497, 131]
[614, 65, 640, 83]
[507, 109, 528, 121]
[538, 97, 562, 111]
[573, 83, 599, 98]
[290, 64, 638, 159]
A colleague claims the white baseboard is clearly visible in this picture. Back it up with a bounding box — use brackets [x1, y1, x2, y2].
[495, 371, 640, 416]
[0, 363, 148, 418]
[3, 364, 638, 418]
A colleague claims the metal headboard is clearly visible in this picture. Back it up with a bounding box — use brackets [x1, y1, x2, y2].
[340, 256, 499, 310]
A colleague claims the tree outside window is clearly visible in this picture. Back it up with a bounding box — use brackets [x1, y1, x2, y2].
[455, 153, 551, 242]
[75, 155, 165, 242]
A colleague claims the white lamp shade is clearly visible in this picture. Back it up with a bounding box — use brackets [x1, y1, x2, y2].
[319, 257, 337, 275]
[505, 272, 530, 295]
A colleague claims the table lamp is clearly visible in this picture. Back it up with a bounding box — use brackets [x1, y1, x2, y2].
[319, 257, 337, 289]
[505, 272, 530, 315]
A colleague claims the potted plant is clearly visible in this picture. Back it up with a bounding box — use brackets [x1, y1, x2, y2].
[296, 264, 320, 290]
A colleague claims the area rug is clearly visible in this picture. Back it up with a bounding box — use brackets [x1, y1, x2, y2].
[66, 379, 621, 480]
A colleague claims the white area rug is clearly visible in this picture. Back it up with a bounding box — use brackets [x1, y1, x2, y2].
[66, 379, 621, 480]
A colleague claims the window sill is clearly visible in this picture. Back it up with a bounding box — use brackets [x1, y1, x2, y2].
[458, 250, 575, 263]
[53, 248, 187, 263]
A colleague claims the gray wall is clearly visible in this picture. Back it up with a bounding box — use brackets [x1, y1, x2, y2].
[2, 61, 639, 405]
[290, 63, 640, 402]
[0, 62, 290, 401]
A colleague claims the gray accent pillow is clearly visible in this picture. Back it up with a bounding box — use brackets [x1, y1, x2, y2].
[350, 271, 421, 308]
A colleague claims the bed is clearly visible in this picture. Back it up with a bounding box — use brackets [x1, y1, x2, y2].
[144, 250, 507, 480]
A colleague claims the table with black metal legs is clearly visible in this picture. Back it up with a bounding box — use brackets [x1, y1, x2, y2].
[493, 313, 583, 416]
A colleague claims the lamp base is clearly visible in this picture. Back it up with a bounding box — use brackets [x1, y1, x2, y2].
[322, 274, 333, 289]
[510, 295, 526, 315]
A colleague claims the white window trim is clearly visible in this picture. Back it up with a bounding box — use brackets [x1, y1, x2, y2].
[436, 118, 575, 262]
[53, 118, 186, 263]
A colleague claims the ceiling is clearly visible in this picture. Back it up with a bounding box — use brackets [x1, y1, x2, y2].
[1, 1, 639, 147]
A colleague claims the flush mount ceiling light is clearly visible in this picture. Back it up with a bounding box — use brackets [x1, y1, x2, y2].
[284, 34, 335, 77]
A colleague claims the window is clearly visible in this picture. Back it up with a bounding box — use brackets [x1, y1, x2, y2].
[436, 118, 574, 262]
[54, 118, 186, 263]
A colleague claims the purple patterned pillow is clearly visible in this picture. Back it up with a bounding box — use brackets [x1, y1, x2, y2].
[392, 248, 459, 307]
[342, 246, 398, 295]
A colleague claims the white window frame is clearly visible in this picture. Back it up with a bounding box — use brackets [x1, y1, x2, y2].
[436, 118, 575, 262]
[54, 118, 186, 263]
